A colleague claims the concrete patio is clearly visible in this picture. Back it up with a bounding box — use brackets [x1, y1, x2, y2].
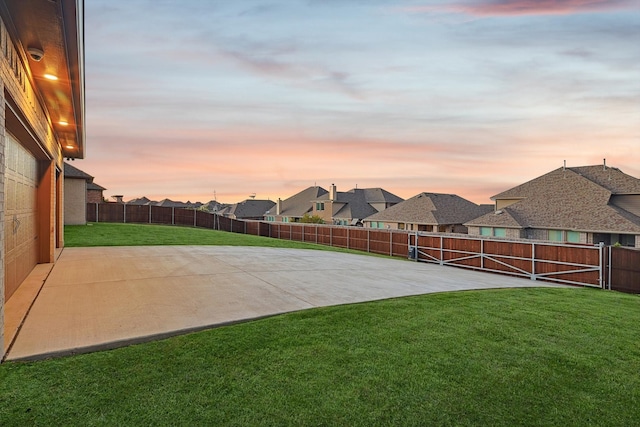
[4, 246, 565, 361]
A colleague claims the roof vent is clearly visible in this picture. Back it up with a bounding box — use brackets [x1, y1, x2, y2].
[495, 210, 503, 215]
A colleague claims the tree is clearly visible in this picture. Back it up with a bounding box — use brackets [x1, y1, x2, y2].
[299, 213, 325, 224]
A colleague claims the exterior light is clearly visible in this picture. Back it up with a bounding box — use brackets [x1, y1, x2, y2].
[59, 121, 69, 126]
[44, 73, 58, 81]
[65, 144, 75, 149]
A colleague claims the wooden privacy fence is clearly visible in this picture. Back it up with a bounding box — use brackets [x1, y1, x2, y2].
[86, 203, 638, 292]
[408, 233, 605, 288]
[607, 246, 640, 293]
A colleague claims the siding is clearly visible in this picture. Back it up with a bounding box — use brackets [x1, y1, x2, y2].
[64, 178, 86, 225]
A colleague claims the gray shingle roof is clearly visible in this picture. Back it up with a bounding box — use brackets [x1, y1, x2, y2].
[266, 186, 328, 217]
[315, 187, 403, 220]
[87, 182, 106, 191]
[127, 197, 152, 205]
[64, 162, 93, 180]
[365, 193, 493, 225]
[468, 165, 640, 233]
[228, 199, 276, 219]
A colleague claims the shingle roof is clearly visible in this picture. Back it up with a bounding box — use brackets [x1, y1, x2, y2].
[266, 186, 328, 217]
[87, 182, 106, 191]
[468, 166, 640, 233]
[228, 199, 276, 218]
[365, 193, 493, 225]
[315, 187, 403, 220]
[64, 162, 93, 180]
[127, 197, 152, 205]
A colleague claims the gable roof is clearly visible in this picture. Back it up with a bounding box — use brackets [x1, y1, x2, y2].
[64, 162, 93, 181]
[227, 199, 276, 218]
[87, 182, 106, 191]
[127, 197, 152, 205]
[468, 165, 640, 233]
[365, 193, 493, 225]
[315, 187, 404, 220]
[266, 186, 328, 217]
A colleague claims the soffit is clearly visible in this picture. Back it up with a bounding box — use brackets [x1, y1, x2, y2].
[1, 0, 84, 159]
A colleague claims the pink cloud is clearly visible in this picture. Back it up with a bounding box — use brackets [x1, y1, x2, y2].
[404, 0, 636, 16]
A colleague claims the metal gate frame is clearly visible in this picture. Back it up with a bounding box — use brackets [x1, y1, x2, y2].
[408, 232, 605, 288]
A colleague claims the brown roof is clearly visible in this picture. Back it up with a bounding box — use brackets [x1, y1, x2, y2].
[467, 165, 640, 233]
[365, 193, 493, 225]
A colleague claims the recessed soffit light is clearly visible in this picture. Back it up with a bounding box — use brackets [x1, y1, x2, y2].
[44, 73, 58, 81]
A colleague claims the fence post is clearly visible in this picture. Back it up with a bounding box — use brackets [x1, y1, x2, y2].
[244, 220, 247, 235]
[95, 203, 99, 223]
[347, 227, 350, 249]
[149, 205, 152, 224]
[172, 207, 175, 225]
[123, 204, 127, 224]
[367, 229, 370, 253]
[440, 235, 444, 266]
[330, 226, 333, 247]
[315, 225, 318, 244]
[608, 245, 612, 290]
[389, 231, 392, 256]
[480, 239, 484, 269]
[194, 210, 197, 227]
[531, 242, 536, 280]
[598, 242, 604, 289]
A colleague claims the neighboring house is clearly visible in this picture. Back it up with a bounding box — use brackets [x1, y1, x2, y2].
[153, 198, 203, 209]
[64, 163, 106, 224]
[364, 193, 493, 233]
[1, 1, 84, 358]
[87, 182, 106, 203]
[465, 163, 640, 247]
[200, 200, 229, 213]
[311, 184, 403, 226]
[264, 186, 328, 223]
[224, 199, 276, 220]
[127, 196, 152, 205]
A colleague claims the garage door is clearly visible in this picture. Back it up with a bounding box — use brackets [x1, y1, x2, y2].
[4, 132, 38, 302]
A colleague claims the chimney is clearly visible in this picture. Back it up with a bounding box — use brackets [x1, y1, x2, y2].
[329, 183, 337, 201]
[603, 158, 607, 171]
[563, 160, 566, 171]
[113, 195, 124, 203]
[276, 198, 282, 215]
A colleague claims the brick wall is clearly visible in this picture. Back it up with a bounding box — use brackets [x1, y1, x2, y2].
[87, 189, 103, 204]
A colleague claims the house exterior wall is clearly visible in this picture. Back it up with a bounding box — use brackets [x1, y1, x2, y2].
[0, 76, 5, 357]
[64, 178, 86, 225]
[87, 189, 103, 204]
[496, 199, 521, 210]
[1, 15, 65, 358]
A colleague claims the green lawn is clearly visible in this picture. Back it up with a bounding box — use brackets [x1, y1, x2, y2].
[1, 288, 639, 426]
[2, 223, 639, 425]
[64, 222, 366, 254]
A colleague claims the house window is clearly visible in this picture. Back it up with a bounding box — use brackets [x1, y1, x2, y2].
[398, 223, 405, 230]
[566, 231, 580, 243]
[480, 227, 492, 236]
[494, 228, 506, 238]
[316, 202, 324, 211]
[283, 217, 289, 223]
[618, 234, 635, 247]
[548, 230, 563, 241]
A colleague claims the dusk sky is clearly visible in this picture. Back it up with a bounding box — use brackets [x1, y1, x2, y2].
[81, 0, 640, 205]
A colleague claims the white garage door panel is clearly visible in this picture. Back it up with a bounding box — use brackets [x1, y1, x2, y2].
[4, 132, 38, 302]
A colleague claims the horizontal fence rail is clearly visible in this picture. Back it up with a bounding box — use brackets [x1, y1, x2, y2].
[409, 233, 604, 288]
[85, 203, 636, 292]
